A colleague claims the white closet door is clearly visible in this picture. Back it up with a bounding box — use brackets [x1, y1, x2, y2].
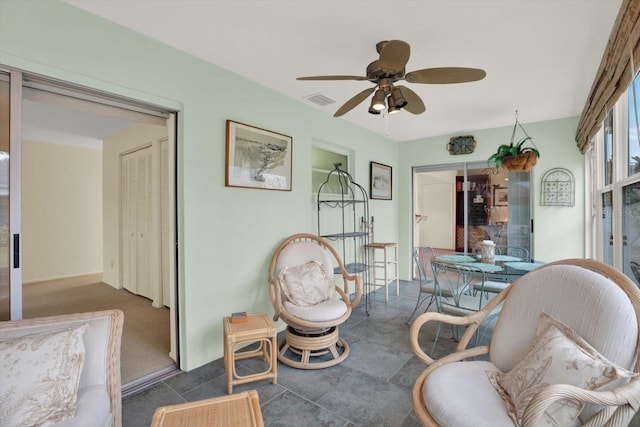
[136, 148, 153, 300]
[121, 146, 153, 300]
[121, 153, 137, 293]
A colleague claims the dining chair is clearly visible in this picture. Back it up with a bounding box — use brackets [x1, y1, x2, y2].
[406, 247, 437, 324]
[472, 245, 530, 296]
[630, 260, 640, 285]
[430, 261, 491, 352]
[494, 245, 530, 262]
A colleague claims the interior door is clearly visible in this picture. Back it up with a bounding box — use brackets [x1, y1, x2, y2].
[418, 182, 454, 249]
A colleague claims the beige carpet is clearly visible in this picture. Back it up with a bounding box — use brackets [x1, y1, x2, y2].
[22, 280, 174, 385]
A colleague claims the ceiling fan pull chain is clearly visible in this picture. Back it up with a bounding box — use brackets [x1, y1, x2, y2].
[384, 110, 390, 136]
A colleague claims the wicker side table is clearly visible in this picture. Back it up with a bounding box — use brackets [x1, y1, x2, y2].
[150, 390, 264, 427]
[223, 312, 277, 394]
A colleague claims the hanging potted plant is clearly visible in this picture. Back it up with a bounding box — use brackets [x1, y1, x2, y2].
[488, 136, 540, 171]
[488, 111, 540, 172]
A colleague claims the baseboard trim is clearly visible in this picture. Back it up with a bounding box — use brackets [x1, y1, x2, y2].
[24, 272, 104, 287]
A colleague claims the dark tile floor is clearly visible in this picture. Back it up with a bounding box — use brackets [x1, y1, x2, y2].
[122, 280, 455, 427]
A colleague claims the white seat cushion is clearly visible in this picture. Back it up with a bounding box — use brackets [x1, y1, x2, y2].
[52, 386, 111, 427]
[423, 361, 514, 427]
[283, 298, 347, 322]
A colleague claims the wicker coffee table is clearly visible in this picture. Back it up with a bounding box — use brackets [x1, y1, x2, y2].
[150, 390, 264, 427]
[223, 312, 277, 394]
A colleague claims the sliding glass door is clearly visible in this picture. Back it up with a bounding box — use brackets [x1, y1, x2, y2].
[413, 162, 532, 258]
[0, 70, 20, 320]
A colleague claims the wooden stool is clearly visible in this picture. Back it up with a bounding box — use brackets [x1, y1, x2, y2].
[223, 312, 277, 394]
[365, 242, 399, 303]
[150, 390, 264, 427]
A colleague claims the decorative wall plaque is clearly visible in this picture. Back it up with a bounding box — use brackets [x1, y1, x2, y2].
[541, 168, 574, 207]
[447, 135, 476, 155]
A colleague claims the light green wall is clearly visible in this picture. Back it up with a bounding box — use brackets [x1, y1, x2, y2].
[1, 0, 586, 372]
[398, 116, 585, 277]
[0, 0, 399, 370]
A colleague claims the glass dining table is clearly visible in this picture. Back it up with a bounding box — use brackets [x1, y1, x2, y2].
[431, 252, 545, 348]
[433, 253, 545, 283]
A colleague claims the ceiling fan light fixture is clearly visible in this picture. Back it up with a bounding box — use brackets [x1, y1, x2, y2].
[371, 89, 386, 111]
[387, 98, 401, 114]
[389, 87, 407, 108]
[297, 40, 484, 117]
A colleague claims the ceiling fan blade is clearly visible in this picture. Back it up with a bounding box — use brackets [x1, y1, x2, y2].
[334, 87, 376, 117]
[397, 85, 426, 114]
[297, 75, 368, 81]
[379, 40, 410, 72]
[405, 67, 486, 84]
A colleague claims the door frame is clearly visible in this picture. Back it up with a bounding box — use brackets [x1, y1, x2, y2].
[3, 67, 181, 368]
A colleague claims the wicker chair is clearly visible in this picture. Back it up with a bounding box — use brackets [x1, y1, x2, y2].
[0, 310, 124, 427]
[268, 233, 362, 369]
[409, 259, 640, 427]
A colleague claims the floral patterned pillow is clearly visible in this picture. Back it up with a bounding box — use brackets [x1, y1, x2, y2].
[278, 260, 335, 306]
[0, 324, 89, 427]
[487, 313, 635, 426]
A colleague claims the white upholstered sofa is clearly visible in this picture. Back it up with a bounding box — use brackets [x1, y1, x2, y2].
[0, 309, 124, 427]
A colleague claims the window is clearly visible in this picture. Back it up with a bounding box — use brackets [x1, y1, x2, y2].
[629, 76, 640, 177]
[604, 111, 614, 186]
[623, 182, 640, 285]
[591, 71, 640, 283]
[602, 191, 614, 265]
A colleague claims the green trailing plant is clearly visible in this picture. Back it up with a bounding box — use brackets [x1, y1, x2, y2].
[488, 136, 540, 170]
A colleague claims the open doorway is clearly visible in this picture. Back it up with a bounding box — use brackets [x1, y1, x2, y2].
[18, 79, 178, 388]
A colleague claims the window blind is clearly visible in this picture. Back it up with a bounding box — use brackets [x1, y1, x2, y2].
[576, 0, 640, 153]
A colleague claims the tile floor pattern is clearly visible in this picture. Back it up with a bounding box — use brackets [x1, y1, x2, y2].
[122, 280, 458, 427]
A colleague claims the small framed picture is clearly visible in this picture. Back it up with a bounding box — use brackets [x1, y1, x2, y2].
[225, 120, 292, 191]
[370, 161, 392, 200]
[494, 187, 508, 206]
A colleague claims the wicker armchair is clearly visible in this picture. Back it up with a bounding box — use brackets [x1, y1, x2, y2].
[268, 233, 362, 369]
[0, 310, 124, 427]
[409, 259, 640, 426]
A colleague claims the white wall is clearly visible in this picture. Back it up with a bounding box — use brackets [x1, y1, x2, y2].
[22, 140, 102, 283]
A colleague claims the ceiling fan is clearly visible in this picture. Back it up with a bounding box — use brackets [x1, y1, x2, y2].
[297, 40, 486, 117]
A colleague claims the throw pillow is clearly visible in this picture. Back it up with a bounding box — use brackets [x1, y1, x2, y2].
[278, 260, 334, 306]
[487, 313, 635, 426]
[0, 323, 89, 427]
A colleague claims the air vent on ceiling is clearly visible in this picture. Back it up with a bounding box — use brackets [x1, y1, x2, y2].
[303, 93, 336, 106]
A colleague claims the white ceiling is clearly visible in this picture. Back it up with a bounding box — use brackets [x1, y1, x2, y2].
[62, 0, 622, 142]
[22, 98, 134, 149]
